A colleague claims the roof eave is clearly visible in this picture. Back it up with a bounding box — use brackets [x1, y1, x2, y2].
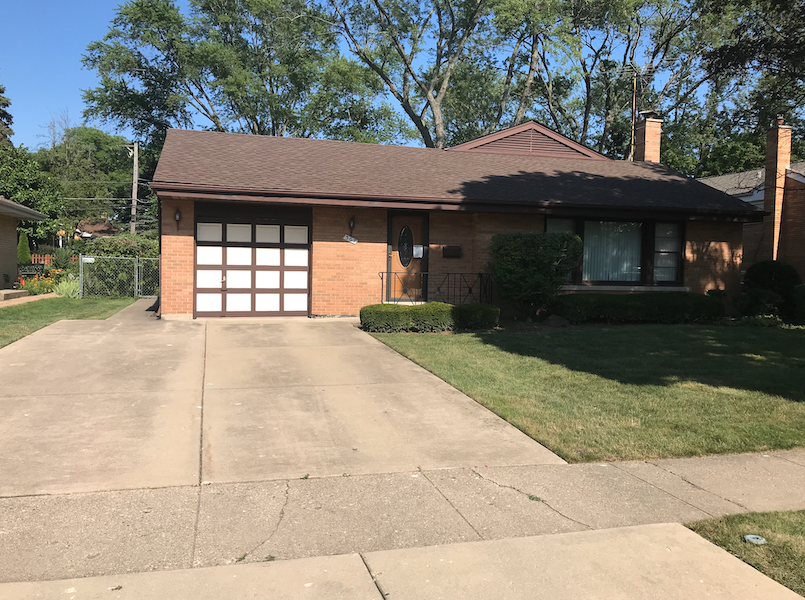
[151, 181, 762, 222]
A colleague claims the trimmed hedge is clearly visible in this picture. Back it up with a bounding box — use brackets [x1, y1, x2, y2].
[550, 292, 725, 324]
[454, 303, 500, 329]
[360, 302, 499, 332]
[794, 284, 805, 325]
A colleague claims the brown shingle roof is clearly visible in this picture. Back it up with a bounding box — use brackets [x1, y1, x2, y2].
[699, 161, 805, 195]
[153, 129, 760, 217]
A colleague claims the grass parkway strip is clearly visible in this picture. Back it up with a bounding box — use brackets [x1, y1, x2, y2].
[374, 324, 805, 462]
[0, 297, 136, 349]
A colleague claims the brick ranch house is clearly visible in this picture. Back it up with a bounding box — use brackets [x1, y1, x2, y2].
[700, 119, 804, 281]
[0, 196, 47, 289]
[151, 116, 761, 318]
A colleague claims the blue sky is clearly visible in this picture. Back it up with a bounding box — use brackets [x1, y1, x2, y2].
[1, 1, 127, 149]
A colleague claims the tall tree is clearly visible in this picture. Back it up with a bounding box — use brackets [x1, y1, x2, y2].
[328, 0, 490, 148]
[0, 83, 13, 148]
[82, 0, 410, 145]
[0, 146, 63, 239]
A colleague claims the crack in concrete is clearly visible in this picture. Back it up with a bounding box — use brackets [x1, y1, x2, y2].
[359, 553, 388, 599]
[242, 480, 291, 561]
[421, 471, 483, 541]
[646, 461, 751, 512]
[470, 468, 593, 531]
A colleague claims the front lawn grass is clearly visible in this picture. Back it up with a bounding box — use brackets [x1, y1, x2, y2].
[688, 510, 805, 596]
[0, 297, 136, 348]
[374, 325, 805, 462]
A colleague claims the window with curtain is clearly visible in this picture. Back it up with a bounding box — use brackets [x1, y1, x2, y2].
[582, 221, 642, 282]
[654, 223, 681, 282]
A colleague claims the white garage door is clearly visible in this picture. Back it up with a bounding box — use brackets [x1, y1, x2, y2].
[195, 220, 310, 317]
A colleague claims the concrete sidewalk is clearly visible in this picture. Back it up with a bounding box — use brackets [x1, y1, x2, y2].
[2, 524, 800, 599]
[1, 300, 803, 597]
[1, 449, 803, 583]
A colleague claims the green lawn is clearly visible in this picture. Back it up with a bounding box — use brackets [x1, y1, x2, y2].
[374, 325, 805, 462]
[0, 297, 136, 348]
[689, 511, 805, 596]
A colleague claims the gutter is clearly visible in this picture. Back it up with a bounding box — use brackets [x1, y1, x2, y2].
[149, 181, 764, 223]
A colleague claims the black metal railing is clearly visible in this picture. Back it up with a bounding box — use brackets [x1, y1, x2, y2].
[379, 272, 492, 305]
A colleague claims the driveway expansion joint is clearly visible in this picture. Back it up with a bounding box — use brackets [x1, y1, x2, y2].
[359, 552, 389, 599]
[421, 471, 484, 541]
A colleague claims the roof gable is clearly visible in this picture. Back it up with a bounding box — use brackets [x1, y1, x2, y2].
[447, 121, 609, 160]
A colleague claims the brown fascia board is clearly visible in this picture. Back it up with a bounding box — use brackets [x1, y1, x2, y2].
[151, 181, 762, 222]
[447, 122, 610, 160]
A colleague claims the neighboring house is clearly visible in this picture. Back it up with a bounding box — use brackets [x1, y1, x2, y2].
[700, 120, 805, 280]
[151, 115, 761, 319]
[0, 196, 47, 288]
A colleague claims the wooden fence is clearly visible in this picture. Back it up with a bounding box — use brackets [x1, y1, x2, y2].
[31, 254, 79, 266]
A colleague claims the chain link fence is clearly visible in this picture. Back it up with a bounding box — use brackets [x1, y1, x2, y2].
[79, 255, 159, 298]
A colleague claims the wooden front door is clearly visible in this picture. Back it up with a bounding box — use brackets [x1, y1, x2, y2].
[388, 213, 428, 301]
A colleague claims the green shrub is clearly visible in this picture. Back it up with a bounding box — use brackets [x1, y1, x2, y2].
[409, 302, 455, 332]
[744, 260, 802, 319]
[454, 303, 500, 329]
[736, 288, 783, 317]
[53, 278, 80, 298]
[360, 302, 500, 332]
[360, 304, 414, 332]
[488, 232, 583, 318]
[737, 315, 785, 327]
[17, 231, 31, 264]
[793, 284, 805, 325]
[550, 292, 725, 324]
[52, 247, 73, 269]
[85, 234, 158, 258]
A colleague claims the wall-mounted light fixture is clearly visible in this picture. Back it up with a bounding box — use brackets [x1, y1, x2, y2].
[174, 210, 182, 222]
[348, 216, 355, 234]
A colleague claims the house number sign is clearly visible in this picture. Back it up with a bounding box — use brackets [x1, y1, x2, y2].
[398, 225, 413, 267]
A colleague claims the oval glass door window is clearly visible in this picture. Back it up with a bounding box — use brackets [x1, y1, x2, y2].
[398, 225, 413, 267]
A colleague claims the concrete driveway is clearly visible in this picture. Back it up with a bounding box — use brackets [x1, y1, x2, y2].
[0, 300, 560, 497]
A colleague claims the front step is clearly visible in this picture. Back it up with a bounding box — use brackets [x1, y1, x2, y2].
[0, 289, 29, 301]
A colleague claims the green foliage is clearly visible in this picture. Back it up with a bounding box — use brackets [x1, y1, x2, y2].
[360, 302, 500, 332]
[82, 0, 410, 146]
[52, 248, 74, 269]
[453, 303, 500, 330]
[53, 278, 80, 299]
[16, 231, 31, 264]
[737, 314, 785, 328]
[736, 288, 784, 318]
[488, 232, 583, 318]
[793, 285, 805, 325]
[0, 83, 13, 148]
[360, 302, 455, 333]
[744, 260, 803, 320]
[19, 274, 56, 295]
[551, 292, 725, 324]
[85, 234, 158, 258]
[0, 146, 63, 239]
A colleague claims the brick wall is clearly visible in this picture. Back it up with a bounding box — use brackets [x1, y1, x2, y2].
[684, 221, 742, 295]
[160, 198, 195, 316]
[311, 206, 388, 316]
[778, 177, 805, 280]
[0, 215, 17, 288]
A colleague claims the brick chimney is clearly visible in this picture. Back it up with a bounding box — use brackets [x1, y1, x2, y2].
[634, 110, 662, 163]
[763, 115, 792, 261]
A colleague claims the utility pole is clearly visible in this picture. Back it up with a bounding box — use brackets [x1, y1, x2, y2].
[126, 142, 139, 234]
